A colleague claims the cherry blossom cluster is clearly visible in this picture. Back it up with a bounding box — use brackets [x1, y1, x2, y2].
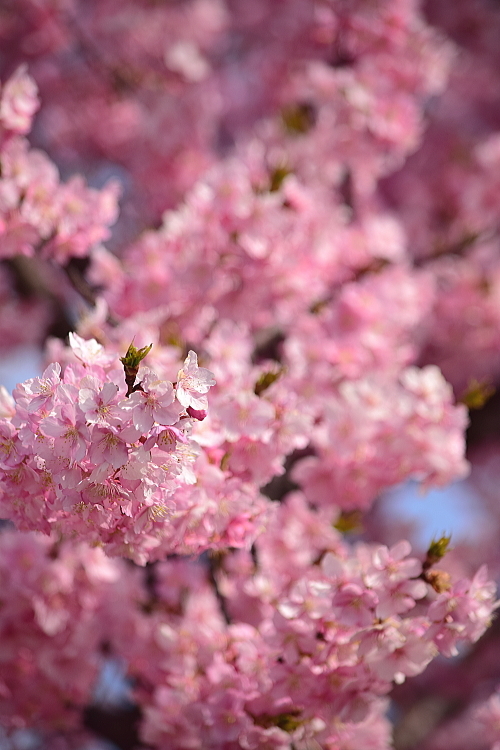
[90, 145, 422, 346]
[110, 496, 497, 750]
[0, 500, 496, 749]
[380, 0, 500, 393]
[0, 529, 123, 734]
[0, 0, 453, 233]
[0, 334, 273, 564]
[290, 364, 469, 512]
[0, 0, 500, 747]
[0, 66, 119, 263]
[92, 249, 468, 520]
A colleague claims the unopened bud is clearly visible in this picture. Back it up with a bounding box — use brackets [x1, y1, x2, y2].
[254, 367, 284, 396]
[120, 342, 152, 396]
[120, 342, 153, 370]
[186, 406, 207, 421]
[460, 378, 495, 410]
[424, 569, 452, 593]
[424, 534, 452, 570]
[334, 510, 363, 534]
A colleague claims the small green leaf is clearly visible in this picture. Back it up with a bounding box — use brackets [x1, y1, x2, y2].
[426, 534, 452, 567]
[120, 342, 153, 369]
[334, 510, 363, 534]
[281, 102, 316, 135]
[220, 452, 231, 472]
[254, 710, 303, 733]
[460, 378, 495, 410]
[254, 368, 284, 396]
[269, 165, 291, 192]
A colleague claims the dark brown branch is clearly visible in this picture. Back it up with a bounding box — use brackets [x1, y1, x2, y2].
[207, 552, 231, 625]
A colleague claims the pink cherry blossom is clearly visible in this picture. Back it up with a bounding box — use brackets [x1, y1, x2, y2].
[0, 65, 39, 135]
[176, 350, 216, 412]
[126, 368, 182, 432]
[41, 403, 91, 462]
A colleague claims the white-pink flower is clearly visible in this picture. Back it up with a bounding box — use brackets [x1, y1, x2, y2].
[126, 369, 181, 432]
[40, 403, 90, 462]
[88, 427, 130, 470]
[0, 65, 39, 135]
[176, 350, 216, 412]
[79, 382, 122, 426]
[69, 332, 116, 367]
[19, 362, 62, 414]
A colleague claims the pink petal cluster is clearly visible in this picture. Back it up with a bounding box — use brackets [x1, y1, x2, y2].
[0, 65, 39, 136]
[0, 0, 498, 747]
[107, 500, 496, 750]
[0, 530, 122, 733]
[0, 335, 274, 565]
[291, 365, 469, 512]
[0, 70, 119, 263]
